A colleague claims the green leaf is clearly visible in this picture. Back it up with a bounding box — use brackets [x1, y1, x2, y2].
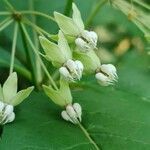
[2, 72, 18, 103]
[0, 51, 150, 149]
[54, 12, 80, 36]
[10, 86, 34, 106]
[72, 3, 84, 32]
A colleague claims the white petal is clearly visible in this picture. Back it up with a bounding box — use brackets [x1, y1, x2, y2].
[4, 105, 14, 116]
[75, 38, 91, 52]
[59, 67, 72, 79]
[74, 60, 84, 79]
[89, 31, 98, 44]
[100, 64, 118, 80]
[61, 110, 74, 123]
[95, 72, 110, 86]
[73, 103, 82, 121]
[0, 101, 5, 111]
[66, 59, 77, 72]
[3, 112, 15, 124]
[66, 105, 78, 124]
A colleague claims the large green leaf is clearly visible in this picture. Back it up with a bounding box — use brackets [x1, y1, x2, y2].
[0, 51, 150, 149]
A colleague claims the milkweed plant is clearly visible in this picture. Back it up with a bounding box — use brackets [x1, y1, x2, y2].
[0, 0, 148, 127]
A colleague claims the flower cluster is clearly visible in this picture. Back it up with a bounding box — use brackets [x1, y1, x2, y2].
[0, 72, 34, 125]
[40, 3, 118, 124]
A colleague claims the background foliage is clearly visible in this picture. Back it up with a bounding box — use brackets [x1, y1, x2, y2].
[0, 0, 150, 149]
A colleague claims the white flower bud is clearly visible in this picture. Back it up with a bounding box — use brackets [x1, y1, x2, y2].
[61, 110, 74, 123]
[73, 103, 82, 122]
[75, 30, 98, 52]
[74, 60, 84, 79]
[75, 38, 91, 52]
[59, 67, 73, 81]
[0, 101, 15, 125]
[59, 59, 83, 82]
[0, 101, 4, 111]
[95, 64, 118, 86]
[61, 103, 82, 124]
[100, 64, 118, 80]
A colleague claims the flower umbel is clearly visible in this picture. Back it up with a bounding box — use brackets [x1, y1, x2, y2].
[95, 64, 118, 86]
[61, 103, 82, 124]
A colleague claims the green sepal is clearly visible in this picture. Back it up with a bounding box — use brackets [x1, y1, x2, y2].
[72, 3, 84, 32]
[54, 12, 80, 36]
[3, 72, 17, 103]
[73, 50, 101, 74]
[49, 34, 76, 43]
[10, 86, 34, 106]
[39, 36, 65, 67]
[43, 79, 72, 107]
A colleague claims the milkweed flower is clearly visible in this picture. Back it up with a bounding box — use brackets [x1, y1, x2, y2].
[0, 72, 34, 125]
[39, 30, 84, 82]
[59, 59, 83, 81]
[61, 103, 82, 124]
[95, 64, 118, 86]
[54, 3, 98, 52]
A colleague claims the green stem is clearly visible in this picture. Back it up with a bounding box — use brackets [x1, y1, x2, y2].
[0, 17, 11, 27]
[3, 0, 15, 12]
[78, 123, 101, 150]
[20, 10, 55, 22]
[64, 0, 73, 16]
[0, 19, 13, 32]
[0, 11, 11, 15]
[85, 0, 107, 27]
[20, 23, 58, 90]
[0, 59, 32, 81]
[9, 22, 18, 75]
[22, 18, 51, 37]
[19, 23, 37, 85]
[29, 0, 43, 86]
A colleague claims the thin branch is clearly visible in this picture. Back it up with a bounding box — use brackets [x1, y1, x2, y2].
[85, 0, 107, 27]
[0, 19, 13, 32]
[0, 11, 11, 16]
[22, 18, 49, 36]
[20, 10, 55, 22]
[78, 123, 101, 150]
[0, 17, 11, 27]
[29, 0, 43, 86]
[20, 23, 58, 90]
[9, 22, 18, 75]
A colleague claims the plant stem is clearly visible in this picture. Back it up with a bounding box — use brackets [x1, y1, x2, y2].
[0, 17, 11, 27]
[20, 10, 55, 22]
[20, 23, 58, 90]
[19, 23, 37, 85]
[85, 0, 107, 27]
[3, 0, 15, 12]
[22, 18, 51, 37]
[64, 0, 73, 16]
[78, 123, 101, 150]
[9, 22, 18, 75]
[0, 11, 11, 15]
[29, 0, 43, 86]
[0, 59, 32, 81]
[0, 19, 13, 32]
